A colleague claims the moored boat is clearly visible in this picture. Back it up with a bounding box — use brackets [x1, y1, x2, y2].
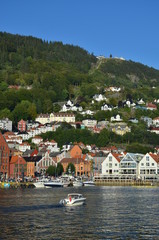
[83, 180, 95, 186]
[44, 179, 63, 188]
[33, 177, 49, 188]
[73, 180, 83, 187]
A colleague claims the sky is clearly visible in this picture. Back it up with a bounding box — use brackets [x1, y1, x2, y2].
[1, 0, 159, 69]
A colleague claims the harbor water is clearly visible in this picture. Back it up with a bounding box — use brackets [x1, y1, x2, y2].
[0, 186, 159, 239]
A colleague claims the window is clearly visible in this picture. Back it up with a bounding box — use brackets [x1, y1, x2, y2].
[146, 156, 149, 161]
[115, 163, 117, 166]
[109, 163, 112, 168]
[141, 163, 144, 166]
[109, 156, 112, 161]
[152, 163, 154, 166]
[146, 163, 150, 166]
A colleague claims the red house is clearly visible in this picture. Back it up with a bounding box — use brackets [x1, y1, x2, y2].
[0, 132, 11, 180]
[10, 155, 27, 180]
[18, 119, 27, 132]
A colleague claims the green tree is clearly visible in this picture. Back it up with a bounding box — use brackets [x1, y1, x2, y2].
[46, 165, 56, 177]
[66, 163, 75, 174]
[56, 163, 64, 176]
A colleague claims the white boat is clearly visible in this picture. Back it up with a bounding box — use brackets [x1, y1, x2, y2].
[73, 180, 83, 187]
[33, 177, 49, 188]
[83, 180, 95, 186]
[59, 193, 86, 207]
[44, 179, 63, 188]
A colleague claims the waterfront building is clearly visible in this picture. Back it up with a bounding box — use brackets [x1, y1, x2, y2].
[60, 157, 91, 177]
[10, 155, 27, 179]
[119, 153, 144, 178]
[0, 132, 12, 179]
[92, 151, 108, 176]
[139, 153, 159, 180]
[35, 151, 57, 175]
[102, 152, 122, 176]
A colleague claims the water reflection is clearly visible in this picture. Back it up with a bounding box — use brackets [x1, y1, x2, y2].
[0, 187, 159, 239]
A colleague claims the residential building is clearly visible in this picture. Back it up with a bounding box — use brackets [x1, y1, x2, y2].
[139, 153, 159, 180]
[111, 114, 122, 122]
[110, 123, 131, 135]
[146, 103, 157, 111]
[102, 152, 122, 175]
[0, 118, 12, 131]
[32, 136, 43, 145]
[18, 119, 27, 132]
[119, 153, 144, 178]
[153, 117, 159, 126]
[92, 151, 108, 176]
[50, 112, 75, 123]
[82, 119, 97, 128]
[93, 94, 107, 102]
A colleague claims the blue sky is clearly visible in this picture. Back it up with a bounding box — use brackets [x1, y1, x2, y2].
[1, 0, 159, 69]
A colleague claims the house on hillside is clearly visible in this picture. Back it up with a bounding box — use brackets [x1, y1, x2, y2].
[153, 117, 159, 127]
[111, 114, 122, 122]
[101, 104, 113, 111]
[93, 94, 107, 102]
[0, 118, 12, 131]
[18, 119, 27, 132]
[110, 123, 131, 135]
[146, 103, 157, 111]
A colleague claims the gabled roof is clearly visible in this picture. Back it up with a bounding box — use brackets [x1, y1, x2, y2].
[149, 153, 159, 163]
[111, 153, 123, 162]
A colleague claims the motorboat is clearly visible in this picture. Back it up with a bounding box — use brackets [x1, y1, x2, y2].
[33, 177, 49, 188]
[59, 193, 86, 207]
[73, 180, 83, 187]
[83, 180, 95, 186]
[44, 179, 63, 188]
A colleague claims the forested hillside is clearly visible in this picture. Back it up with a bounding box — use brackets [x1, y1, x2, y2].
[0, 31, 159, 124]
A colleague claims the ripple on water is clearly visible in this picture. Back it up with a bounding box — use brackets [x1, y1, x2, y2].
[0, 187, 159, 239]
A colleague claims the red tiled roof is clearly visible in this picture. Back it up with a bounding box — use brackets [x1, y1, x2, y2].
[149, 153, 159, 163]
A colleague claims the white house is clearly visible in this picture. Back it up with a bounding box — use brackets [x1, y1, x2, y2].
[153, 117, 159, 126]
[102, 153, 122, 175]
[82, 119, 97, 128]
[139, 153, 159, 180]
[119, 153, 144, 178]
[93, 94, 107, 102]
[101, 104, 113, 111]
[32, 136, 43, 145]
[81, 110, 94, 116]
[17, 142, 31, 152]
[0, 118, 12, 131]
[111, 114, 122, 122]
[137, 99, 145, 105]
